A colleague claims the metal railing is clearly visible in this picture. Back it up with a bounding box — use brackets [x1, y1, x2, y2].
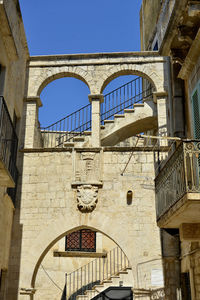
[155, 140, 200, 220]
[41, 103, 92, 148]
[150, 288, 165, 300]
[65, 246, 130, 300]
[101, 77, 153, 123]
[0, 96, 18, 200]
[40, 77, 153, 148]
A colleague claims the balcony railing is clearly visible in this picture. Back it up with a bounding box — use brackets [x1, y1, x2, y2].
[0, 96, 18, 203]
[155, 141, 200, 220]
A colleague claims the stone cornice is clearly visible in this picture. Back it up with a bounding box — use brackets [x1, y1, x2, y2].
[178, 28, 200, 80]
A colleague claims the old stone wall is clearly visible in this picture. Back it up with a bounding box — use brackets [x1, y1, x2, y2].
[0, 0, 28, 297]
[140, 0, 161, 50]
[7, 148, 164, 300]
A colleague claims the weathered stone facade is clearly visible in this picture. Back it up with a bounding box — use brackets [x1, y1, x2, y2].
[141, 0, 200, 299]
[1, 1, 188, 300]
[9, 147, 164, 300]
[0, 0, 28, 298]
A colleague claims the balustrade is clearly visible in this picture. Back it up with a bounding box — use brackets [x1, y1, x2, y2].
[155, 141, 200, 220]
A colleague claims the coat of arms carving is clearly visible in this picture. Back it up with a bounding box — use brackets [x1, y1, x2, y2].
[77, 185, 98, 212]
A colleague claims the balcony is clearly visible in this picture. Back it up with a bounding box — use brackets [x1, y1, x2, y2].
[0, 96, 18, 190]
[155, 141, 200, 228]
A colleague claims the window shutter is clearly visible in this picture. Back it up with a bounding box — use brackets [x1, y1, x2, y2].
[192, 89, 200, 139]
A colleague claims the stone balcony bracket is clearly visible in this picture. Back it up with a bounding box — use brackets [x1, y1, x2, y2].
[188, 2, 200, 17]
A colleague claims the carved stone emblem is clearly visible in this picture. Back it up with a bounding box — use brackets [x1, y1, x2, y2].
[77, 185, 98, 212]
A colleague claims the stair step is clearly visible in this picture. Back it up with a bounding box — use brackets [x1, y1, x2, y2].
[83, 131, 91, 136]
[110, 275, 120, 279]
[76, 296, 88, 300]
[104, 120, 114, 124]
[73, 137, 85, 142]
[134, 103, 144, 107]
[86, 290, 98, 295]
[124, 109, 135, 113]
[102, 279, 112, 283]
[63, 142, 74, 147]
[93, 284, 104, 289]
[118, 271, 128, 275]
[114, 114, 125, 119]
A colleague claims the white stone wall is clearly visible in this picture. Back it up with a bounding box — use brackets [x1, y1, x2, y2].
[8, 148, 164, 300]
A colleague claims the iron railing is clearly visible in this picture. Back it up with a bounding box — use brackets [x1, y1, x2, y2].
[101, 77, 153, 123]
[41, 103, 92, 148]
[65, 246, 130, 300]
[40, 77, 153, 148]
[0, 96, 18, 203]
[150, 288, 165, 299]
[155, 140, 200, 220]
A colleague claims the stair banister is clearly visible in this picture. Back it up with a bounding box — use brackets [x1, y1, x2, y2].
[65, 246, 130, 300]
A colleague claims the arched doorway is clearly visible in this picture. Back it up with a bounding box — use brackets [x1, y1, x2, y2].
[32, 227, 132, 300]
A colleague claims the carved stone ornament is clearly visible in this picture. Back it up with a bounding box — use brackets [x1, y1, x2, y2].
[77, 185, 98, 212]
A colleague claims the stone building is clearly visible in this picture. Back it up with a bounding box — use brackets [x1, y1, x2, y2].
[140, 0, 200, 299]
[0, 0, 28, 298]
[1, 0, 200, 300]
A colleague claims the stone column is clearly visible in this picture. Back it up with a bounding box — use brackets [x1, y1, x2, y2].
[88, 94, 104, 147]
[154, 92, 169, 141]
[23, 97, 42, 148]
[161, 229, 181, 300]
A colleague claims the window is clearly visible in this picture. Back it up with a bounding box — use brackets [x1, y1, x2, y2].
[153, 41, 158, 51]
[65, 229, 96, 252]
[191, 81, 200, 139]
[0, 64, 6, 95]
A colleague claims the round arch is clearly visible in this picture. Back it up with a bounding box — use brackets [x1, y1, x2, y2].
[23, 210, 134, 290]
[37, 72, 91, 97]
[99, 69, 157, 94]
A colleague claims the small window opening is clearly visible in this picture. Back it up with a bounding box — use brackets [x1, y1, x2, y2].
[127, 190, 133, 205]
[65, 229, 96, 252]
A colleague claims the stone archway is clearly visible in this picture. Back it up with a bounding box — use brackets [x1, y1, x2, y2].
[26, 52, 169, 99]
[18, 207, 145, 299]
[99, 67, 157, 94]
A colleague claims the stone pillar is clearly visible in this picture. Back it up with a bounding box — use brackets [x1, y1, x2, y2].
[172, 63, 185, 138]
[154, 92, 169, 141]
[88, 94, 104, 147]
[24, 97, 42, 148]
[161, 229, 181, 300]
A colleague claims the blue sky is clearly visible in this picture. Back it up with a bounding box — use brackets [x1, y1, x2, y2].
[19, 0, 142, 127]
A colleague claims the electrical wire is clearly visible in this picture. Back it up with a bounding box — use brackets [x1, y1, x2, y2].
[41, 264, 63, 292]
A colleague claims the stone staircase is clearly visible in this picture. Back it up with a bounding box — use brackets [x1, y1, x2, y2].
[65, 246, 133, 300]
[76, 267, 133, 300]
[60, 98, 156, 148]
[101, 99, 157, 146]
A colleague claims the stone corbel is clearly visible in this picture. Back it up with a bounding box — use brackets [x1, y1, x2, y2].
[177, 27, 193, 46]
[188, 1, 200, 17]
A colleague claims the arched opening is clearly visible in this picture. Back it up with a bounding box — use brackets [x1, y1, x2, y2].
[39, 77, 91, 148]
[101, 74, 156, 146]
[40, 77, 90, 128]
[32, 226, 132, 300]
